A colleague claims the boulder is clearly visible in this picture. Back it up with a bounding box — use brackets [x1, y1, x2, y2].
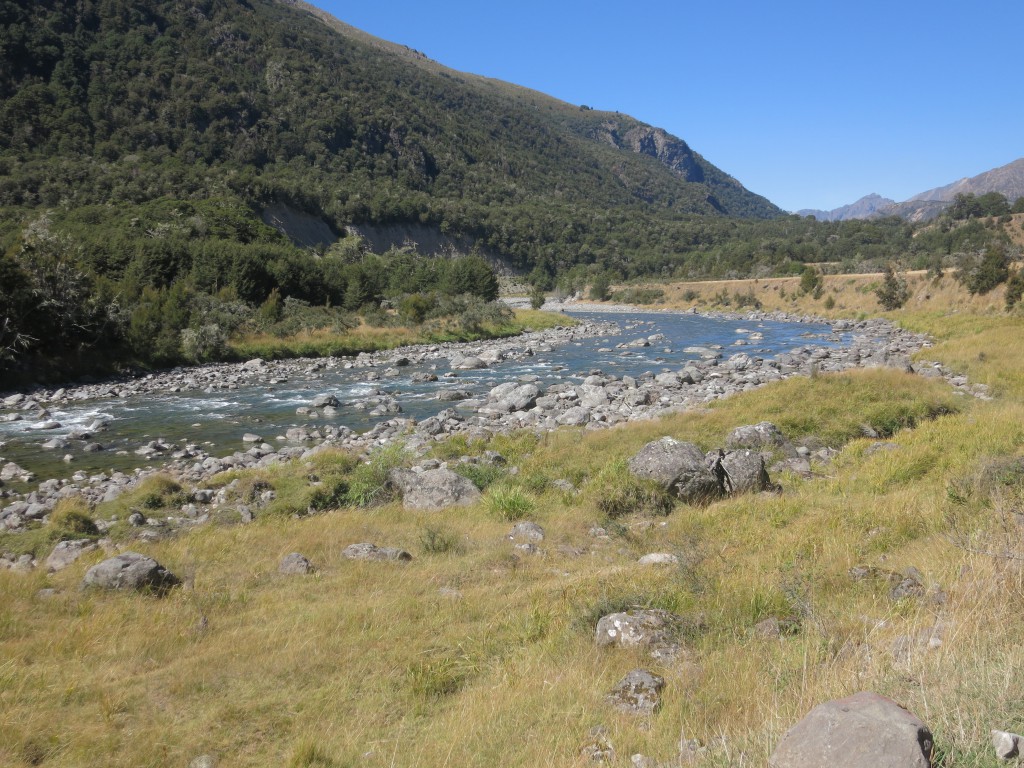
[719, 450, 773, 494]
[45, 539, 98, 572]
[556, 406, 592, 426]
[82, 552, 180, 595]
[278, 552, 314, 575]
[390, 468, 481, 511]
[607, 669, 665, 715]
[727, 421, 786, 450]
[508, 521, 545, 543]
[341, 543, 412, 562]
[769, 691, 933, 768]
[628, 438, 723, 505]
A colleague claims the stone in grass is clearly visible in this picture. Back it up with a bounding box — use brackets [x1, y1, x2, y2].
[628, 438, 722, 505]
[595, 608, 699, 660]
[607, 669, 665, 715]
[342, 543, 412, 562]
[719, 450, 774, 494]
[992, 729, 1023, 760]
[769, 691, 933, 768]
[278, 552, 314, 575]
[82, 552, 180, 595]
[389, 468, 481, 512]
[727, 421, 786, 450]
[580, 726, 615, 763]
[45, 539, 99, 572]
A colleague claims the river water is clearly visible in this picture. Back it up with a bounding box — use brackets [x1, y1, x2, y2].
[0, 311, 846, 486]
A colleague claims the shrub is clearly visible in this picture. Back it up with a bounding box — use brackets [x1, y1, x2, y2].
[180, 323, 227, 362]
[529, 285, 546, 310]
[453, 463, 505, 491]
[823, 295, 836, 310]
[799, 266, 821, 295]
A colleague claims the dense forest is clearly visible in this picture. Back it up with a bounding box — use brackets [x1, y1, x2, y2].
[0, 0, 1019, 383]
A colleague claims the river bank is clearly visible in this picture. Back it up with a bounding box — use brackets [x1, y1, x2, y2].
[0, 307, 985, 536]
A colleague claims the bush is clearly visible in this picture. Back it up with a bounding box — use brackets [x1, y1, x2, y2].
[529, 285, 546, 310]
[799, 266, 821, 295]
[180, 323, 227, 362]
[958, 244, 1010, 295]
[453, 463, 505, 491]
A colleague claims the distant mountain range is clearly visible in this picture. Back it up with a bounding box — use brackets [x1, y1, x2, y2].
[797, 158, 1024, 222]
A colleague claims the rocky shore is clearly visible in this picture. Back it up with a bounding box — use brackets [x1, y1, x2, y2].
[0, 308, 989, 541]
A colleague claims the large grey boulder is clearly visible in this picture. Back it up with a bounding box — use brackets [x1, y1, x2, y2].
[607, 669, 665, 715]
[769, 691, 933, 768]
[727, 421, 786, 450]
[628, 438, 723, 505]
[82, 552, 180, 595]
[389, 468, 481, 511]
[719, 449, 773, 494]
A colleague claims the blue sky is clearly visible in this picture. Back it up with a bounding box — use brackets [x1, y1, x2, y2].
[313, 0, 1023, 212]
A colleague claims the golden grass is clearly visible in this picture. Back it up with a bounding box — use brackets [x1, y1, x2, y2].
[4, 288, 1024, 766]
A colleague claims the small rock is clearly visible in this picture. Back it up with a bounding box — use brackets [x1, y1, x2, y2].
[580, 726, 616, 763]
[508, 521, 545, 543]
[607, 669, 665, 715]
[279, 552, 314, 575]
[638, 553, 678, 566]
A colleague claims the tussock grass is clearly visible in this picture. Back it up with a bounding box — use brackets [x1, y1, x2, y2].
[6, 295, 1024, 766]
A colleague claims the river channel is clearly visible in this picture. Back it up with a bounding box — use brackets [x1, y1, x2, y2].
[0, 310, 848, 487]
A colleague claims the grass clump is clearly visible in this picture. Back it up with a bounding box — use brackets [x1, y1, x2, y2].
[486, 485, 535, 521]
[453, 462, 505, 491]
[588, 459, 674, 518]
[346, 443, 409, 507]
[419, 525, 466, 556]
[47, 498, 99, 539]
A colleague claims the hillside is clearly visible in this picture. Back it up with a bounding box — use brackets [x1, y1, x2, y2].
[0, 0, 778, 271]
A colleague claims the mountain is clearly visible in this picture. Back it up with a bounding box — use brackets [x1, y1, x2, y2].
[796, 193, 896, 222]
[797, 158, 1024, 223]
[0, 0, 779, 273]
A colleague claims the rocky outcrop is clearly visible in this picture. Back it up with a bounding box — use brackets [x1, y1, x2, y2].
[341, 543, 412, 562]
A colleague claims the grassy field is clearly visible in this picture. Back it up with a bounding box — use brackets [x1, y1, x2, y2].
[2, 288, 1024, 766]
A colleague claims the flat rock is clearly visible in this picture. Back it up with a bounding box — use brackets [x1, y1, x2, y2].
[769, 691, 933, 768]
[45, 539, 99, 572]
[342, 543, 412, 562]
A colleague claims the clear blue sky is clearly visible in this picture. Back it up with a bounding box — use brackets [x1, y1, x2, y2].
[313, 0, 1023, 213]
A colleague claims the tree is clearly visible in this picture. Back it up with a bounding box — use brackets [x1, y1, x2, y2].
[529, 284, 546, 310]
[799, 265, 821, 295]
[589, 272, 611, 301]
[960, 244, 1010, 295]
[875, 263, 910, 310]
